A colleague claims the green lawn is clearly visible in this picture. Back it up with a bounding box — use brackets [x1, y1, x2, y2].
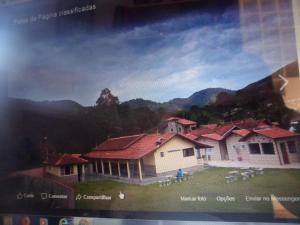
[75, 167, 300, 215]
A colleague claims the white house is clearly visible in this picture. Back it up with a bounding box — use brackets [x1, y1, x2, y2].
[85, 133, 211, 181]
[165, 117, 197, 134]
[237, 127, 300, 165]
[189, 118, 300, 165]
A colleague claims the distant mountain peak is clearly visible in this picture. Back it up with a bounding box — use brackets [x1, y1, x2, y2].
[168, 88, 235, 109]
[96, 88, 119, 106]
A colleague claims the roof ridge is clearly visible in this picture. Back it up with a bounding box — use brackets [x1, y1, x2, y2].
[109, 133, 144, 140]
[54, 153, 66, 166]
[123, 134, 147, 149]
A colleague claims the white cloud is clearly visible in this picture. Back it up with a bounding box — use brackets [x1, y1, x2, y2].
[7, 7, 297, 105]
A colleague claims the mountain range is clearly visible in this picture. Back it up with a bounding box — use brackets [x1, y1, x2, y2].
[8, 60, 299, 114]
[122, 88, 234, 112]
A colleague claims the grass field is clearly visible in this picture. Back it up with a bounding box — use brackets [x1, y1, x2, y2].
[74, 167, 300, 215]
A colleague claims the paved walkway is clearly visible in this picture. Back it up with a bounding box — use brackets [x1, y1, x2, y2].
[208, 161, 300, 169]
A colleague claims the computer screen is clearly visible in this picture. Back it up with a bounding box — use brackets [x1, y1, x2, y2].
[0, 0, 300, 224]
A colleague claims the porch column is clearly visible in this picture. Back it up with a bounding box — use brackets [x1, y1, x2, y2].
[109, 161, 112, 175]
[117, 161, 121, 177]
[82, 164, 85, 181]
[138, 159, 143, 181]
[88, 163, 93, 174]
[275, 141, 283, 165]
[126, 160, 131, 178]
[95, 160, 99, 174]
[101, 160, 104, 175]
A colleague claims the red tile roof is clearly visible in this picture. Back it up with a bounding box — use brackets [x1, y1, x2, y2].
[190, 118, 274, 141]
[184, 133, 198, 140]
[190, 128, 214, 136]
[43, 153, 88, 166]
[95, 134, 144, 151]
[214, 124, 235, 136]
[201, 124, 218, 130]
[232, 129, 251, 137]
[190, 124, 235, 141]
[201, 133, 223, 141]
[85, 133, 211, 160]
[166, 117, 180, 121]
[177, 118, 197, 126]
[233, 118, 271, 129]
[166, 117, 196, 126]
[254, 127, 300, 139]
[240, 127, 300, 140]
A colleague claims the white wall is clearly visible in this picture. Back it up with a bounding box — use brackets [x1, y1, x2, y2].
[196, 137, 222, 161]
[153, 136, 199, 174]
[242, 134, 281, 165]
[166, 121, 194, 134]
[226, 134, 248, 161]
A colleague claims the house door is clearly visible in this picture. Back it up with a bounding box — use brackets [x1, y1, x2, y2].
[280, 143, 290, 164]
[196, 148, 201, 159]
[235, 147, 243, 161]
[219, 141, 229, 161]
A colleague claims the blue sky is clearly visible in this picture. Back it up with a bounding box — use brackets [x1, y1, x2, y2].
[7, 6, 297, 105]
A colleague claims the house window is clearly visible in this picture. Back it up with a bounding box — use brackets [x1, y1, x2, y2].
[178, 127, 182, 133]
[170, 128, 174, 132]
[261, 143, 275, 154]
[60, 165, 74, 176]
[249, 143, 261, 154]
[287, 141, 297, 153]
[183, 148, 194, 157]
[160, 152, 165, 157]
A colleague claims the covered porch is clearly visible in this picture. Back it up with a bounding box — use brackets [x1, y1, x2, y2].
[85, 158, 154, 182]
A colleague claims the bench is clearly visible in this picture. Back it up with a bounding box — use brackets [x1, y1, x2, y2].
[225, 175, 236, 183]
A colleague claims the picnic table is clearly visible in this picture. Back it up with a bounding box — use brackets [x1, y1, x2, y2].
[229, 170, 239, 175]
[240, 167, 250, 170]
[184, 172, 193, 180]
[167, 175, 178, 184]
[225, 175, 237, 183]
[254, 168, 264, 175]
[159, 171, 194, 187]
[240, 172, 250, 180]
[166, 175, 173, 180]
